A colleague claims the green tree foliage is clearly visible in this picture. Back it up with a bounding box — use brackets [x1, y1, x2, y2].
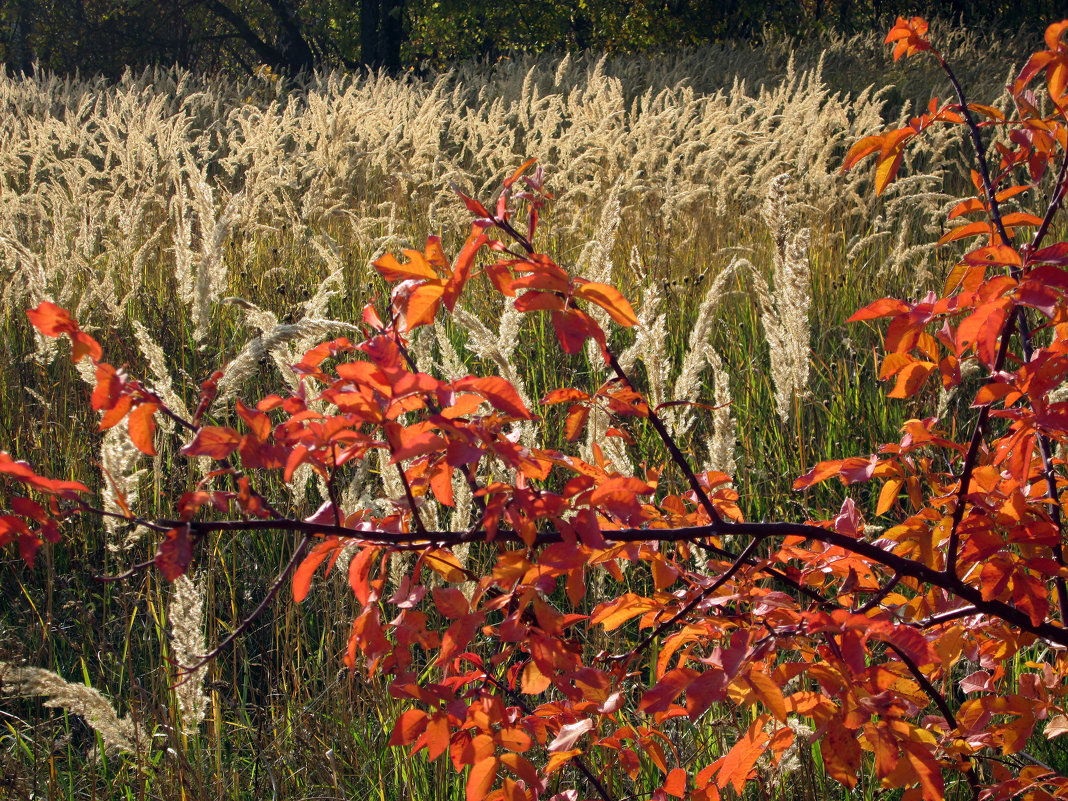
[1, 0, 1065, 77]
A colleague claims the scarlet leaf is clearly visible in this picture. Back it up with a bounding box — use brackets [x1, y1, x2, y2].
[716, 716, 770, 793]
[388, 709, 428, 747]
[180, 426, 241, 459]
[454, 376, 533, 419]
[293, 539, 339, 602]
[663, 768, 687, 798]
[26, 301, 77, 337]
[156, 527, 193, 581]
[822, 722, 861, 788]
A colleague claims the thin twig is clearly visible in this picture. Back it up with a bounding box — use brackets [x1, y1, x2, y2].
[886, 642, 979, 800]
[182, 532, 313, 671]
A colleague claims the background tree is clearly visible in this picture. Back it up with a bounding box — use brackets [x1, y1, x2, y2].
[4, 0, 1067, 78]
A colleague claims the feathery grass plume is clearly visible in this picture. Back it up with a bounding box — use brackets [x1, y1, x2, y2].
[754, 174, 811, 424]
[669, 259, 741, 437]
[702, 347, 736, 477]
[168, 573, 210, 735]
[0, 662, 139, 756]
[433, 319, 467, 381]
[99, 426, 150, 551]
[211, 315, 361, 413]
[132, 320, 191, 430]
[619, 250, 671, 408]
[192, 186, 245, 344]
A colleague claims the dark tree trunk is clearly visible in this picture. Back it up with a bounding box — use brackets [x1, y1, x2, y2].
[6, 0, 35, 76]
[360, 0, 403, 71]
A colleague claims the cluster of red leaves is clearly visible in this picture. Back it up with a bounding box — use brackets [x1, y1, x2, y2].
[7, 18, 1068, 801]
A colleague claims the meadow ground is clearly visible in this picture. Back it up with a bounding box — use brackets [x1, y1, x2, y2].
[0, 23, 1063, 800]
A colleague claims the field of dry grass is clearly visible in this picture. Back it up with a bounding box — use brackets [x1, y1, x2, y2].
[0, 24, 1054, 800]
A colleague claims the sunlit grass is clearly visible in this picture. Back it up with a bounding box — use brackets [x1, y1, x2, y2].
[1, 25, 1060, 799]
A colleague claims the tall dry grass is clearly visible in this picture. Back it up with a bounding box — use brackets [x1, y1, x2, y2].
[0, 24, 1049, 799]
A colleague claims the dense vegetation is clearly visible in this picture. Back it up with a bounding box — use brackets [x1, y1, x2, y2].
[2, 15, 1068, 801]
[2, 0, 1066, 77]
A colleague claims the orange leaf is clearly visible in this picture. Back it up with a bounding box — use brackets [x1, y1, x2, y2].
[590, 592, 660, 631]
[716, 716, 770, 793]
[388, 709, 428, 747]
[564, 404, 591, 441]
[746, 671, 787, 723]
[128, 402, 158, 455]
[821, 723, 861, 788]
[374, 251, 438, 282]
[875, 147, 907, 194]
[847, 297, 909, 322]
[402, 283, 445, 332]
[663, 767, 688, 798]
[26, 302, 78, 338]
[938, 220, 994, 245]
[842, 135, 884, 171]
[504, 157, 538, 188]
[499, 753, 538, 788]
[573, 281, 638, 326]
[888, 361, 936, 399]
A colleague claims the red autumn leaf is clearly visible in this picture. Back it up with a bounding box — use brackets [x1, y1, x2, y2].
[374, 251, 438, 282]
[454, 376, 533, 419]
[128, 402, 159, 455]
[821, 722, 861, 788]
[26, 301, 78, 337]
[236, 399, 272, 441]
[0, 452, 88, 497]
[640, 667, 699, 714]
[499, 752, 539, 788]
[551, 308, 605, 355]
[436, 613, 483, 666]
[888, 361, 936, 399]
[442, 229, 488, 311]
[70, 330, 103, 363]
[156, 527, 193, 581]
[503, 157, 538, 188]
[564, 404, 591, 441]
[547, 719, 594, 752]
[91, 363, 126, 412]
[388, 709, 428, 747]
[433, 586, 470, 619]
[451, 183, 492, 219]
[663, 768, 687, 798]
[293, 539, 340, 602]
[589, 477, 654, 521]
[539, 388, 589, 405]
[400, 282, 446, 332]
[348, 546, 379, 606]
[180, 426, 242, 459]
[885, 16, 932, 61]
